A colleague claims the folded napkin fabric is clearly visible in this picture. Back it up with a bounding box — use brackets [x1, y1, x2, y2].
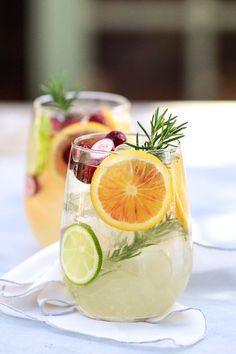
[0, 242, 206, 348]
[192, 220, 236, 273]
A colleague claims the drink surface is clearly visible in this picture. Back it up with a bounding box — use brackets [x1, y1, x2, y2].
[60, 135, 192, 321]
[24, 93, 131, 246]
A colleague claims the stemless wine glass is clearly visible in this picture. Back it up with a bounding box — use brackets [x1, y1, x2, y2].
[25, 92, 131, 246]
[60, 132, 192, 321]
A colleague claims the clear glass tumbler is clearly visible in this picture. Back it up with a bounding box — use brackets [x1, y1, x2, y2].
[25, 92, 131, 246]
[60, 132, 192, 322]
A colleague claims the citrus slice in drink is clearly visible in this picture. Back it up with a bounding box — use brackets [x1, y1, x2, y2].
[101, 106, 116, 129]
[51, 122, 110, 178]
[90, 150, 172, 231]
[171, 157, 190, 230]
[27, 115, 51, 176]
[61, 223, 102, 285]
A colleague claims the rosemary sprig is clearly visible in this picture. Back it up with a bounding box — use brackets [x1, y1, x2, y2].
[41, 78, 77, 111]
[126, 108, 188, 151]
[107, 216, 185, 263]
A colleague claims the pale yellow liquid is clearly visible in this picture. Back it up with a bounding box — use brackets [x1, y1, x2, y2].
[62, 162, 192, 321]
[25, 113, 131, 246]
[25, 167, 64, 246]
[69, 227, 192, 321]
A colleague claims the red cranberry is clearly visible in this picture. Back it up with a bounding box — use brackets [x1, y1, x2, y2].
[89, 138, 114, 160]
[105, 131, 126, 147]
[26, 176, 40, 196]
[74, 159, 99, 184]
[62, 145, 71, 164]
[77, 142, 91, 149]
[62, 115, 81, 128]
[91, 138, 115, 152]
[71, 142, 91, 165]
[74, 138, 114, 184]
[51, 117, 63, 131]
[89, 113, 107, 126]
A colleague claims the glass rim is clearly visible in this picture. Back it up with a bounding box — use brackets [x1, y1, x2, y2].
[33, 91, 131, 113]
[72, 132, 180, 155]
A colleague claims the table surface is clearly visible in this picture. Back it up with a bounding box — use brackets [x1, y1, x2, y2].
[0, 101, 236, 354]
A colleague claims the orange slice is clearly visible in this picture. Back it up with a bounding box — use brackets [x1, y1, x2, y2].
[101, 106, 116, 129]
[90, 150, 172, 231]
[171, 157, 190, 230]
[51, 122, 110, 178]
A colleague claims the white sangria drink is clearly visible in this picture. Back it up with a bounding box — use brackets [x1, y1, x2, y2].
[60, 108, 192, 321]
[25, 80, 131, 246]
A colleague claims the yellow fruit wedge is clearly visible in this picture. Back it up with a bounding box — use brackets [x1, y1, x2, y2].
[171, 157, 190, 230]
[101, 106, 116, 129]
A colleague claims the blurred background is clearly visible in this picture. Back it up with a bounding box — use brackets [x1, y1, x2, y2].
[0, 0, 236, 101]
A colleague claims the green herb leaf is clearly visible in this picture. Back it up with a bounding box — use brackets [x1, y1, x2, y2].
[126, 108, 188, 151]
[107, 216, 186, 263]
[41, 78, 78, 111]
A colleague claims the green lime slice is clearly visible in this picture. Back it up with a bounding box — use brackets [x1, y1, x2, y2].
[27, 114, 51, 176]
[61, 223, 102, 285]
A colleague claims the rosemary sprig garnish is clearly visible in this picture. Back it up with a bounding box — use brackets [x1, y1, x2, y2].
[41, 78, 77, 111]
[126, 108, 188, 151]
[106, 216, 185, 263]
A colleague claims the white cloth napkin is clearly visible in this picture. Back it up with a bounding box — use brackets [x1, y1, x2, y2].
[0, 242, 207, 348]
[192, 220, 236, 273]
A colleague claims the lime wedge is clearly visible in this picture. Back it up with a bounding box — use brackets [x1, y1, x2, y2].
[27, 115, 51, 176]
[61, 223, 102, 285]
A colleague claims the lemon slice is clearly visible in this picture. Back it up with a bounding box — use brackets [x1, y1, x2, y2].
[171, 157, 190, 230]
[90, 150, 172, 231]
[61, 223, 102, 285]
[101, 106, 116, 129]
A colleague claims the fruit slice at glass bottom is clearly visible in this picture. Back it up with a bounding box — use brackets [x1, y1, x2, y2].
[61, 223, 102, 285]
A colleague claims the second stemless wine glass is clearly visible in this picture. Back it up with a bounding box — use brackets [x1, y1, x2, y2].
[25, 92, 131, 246]
[60, 133, 192, 321]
